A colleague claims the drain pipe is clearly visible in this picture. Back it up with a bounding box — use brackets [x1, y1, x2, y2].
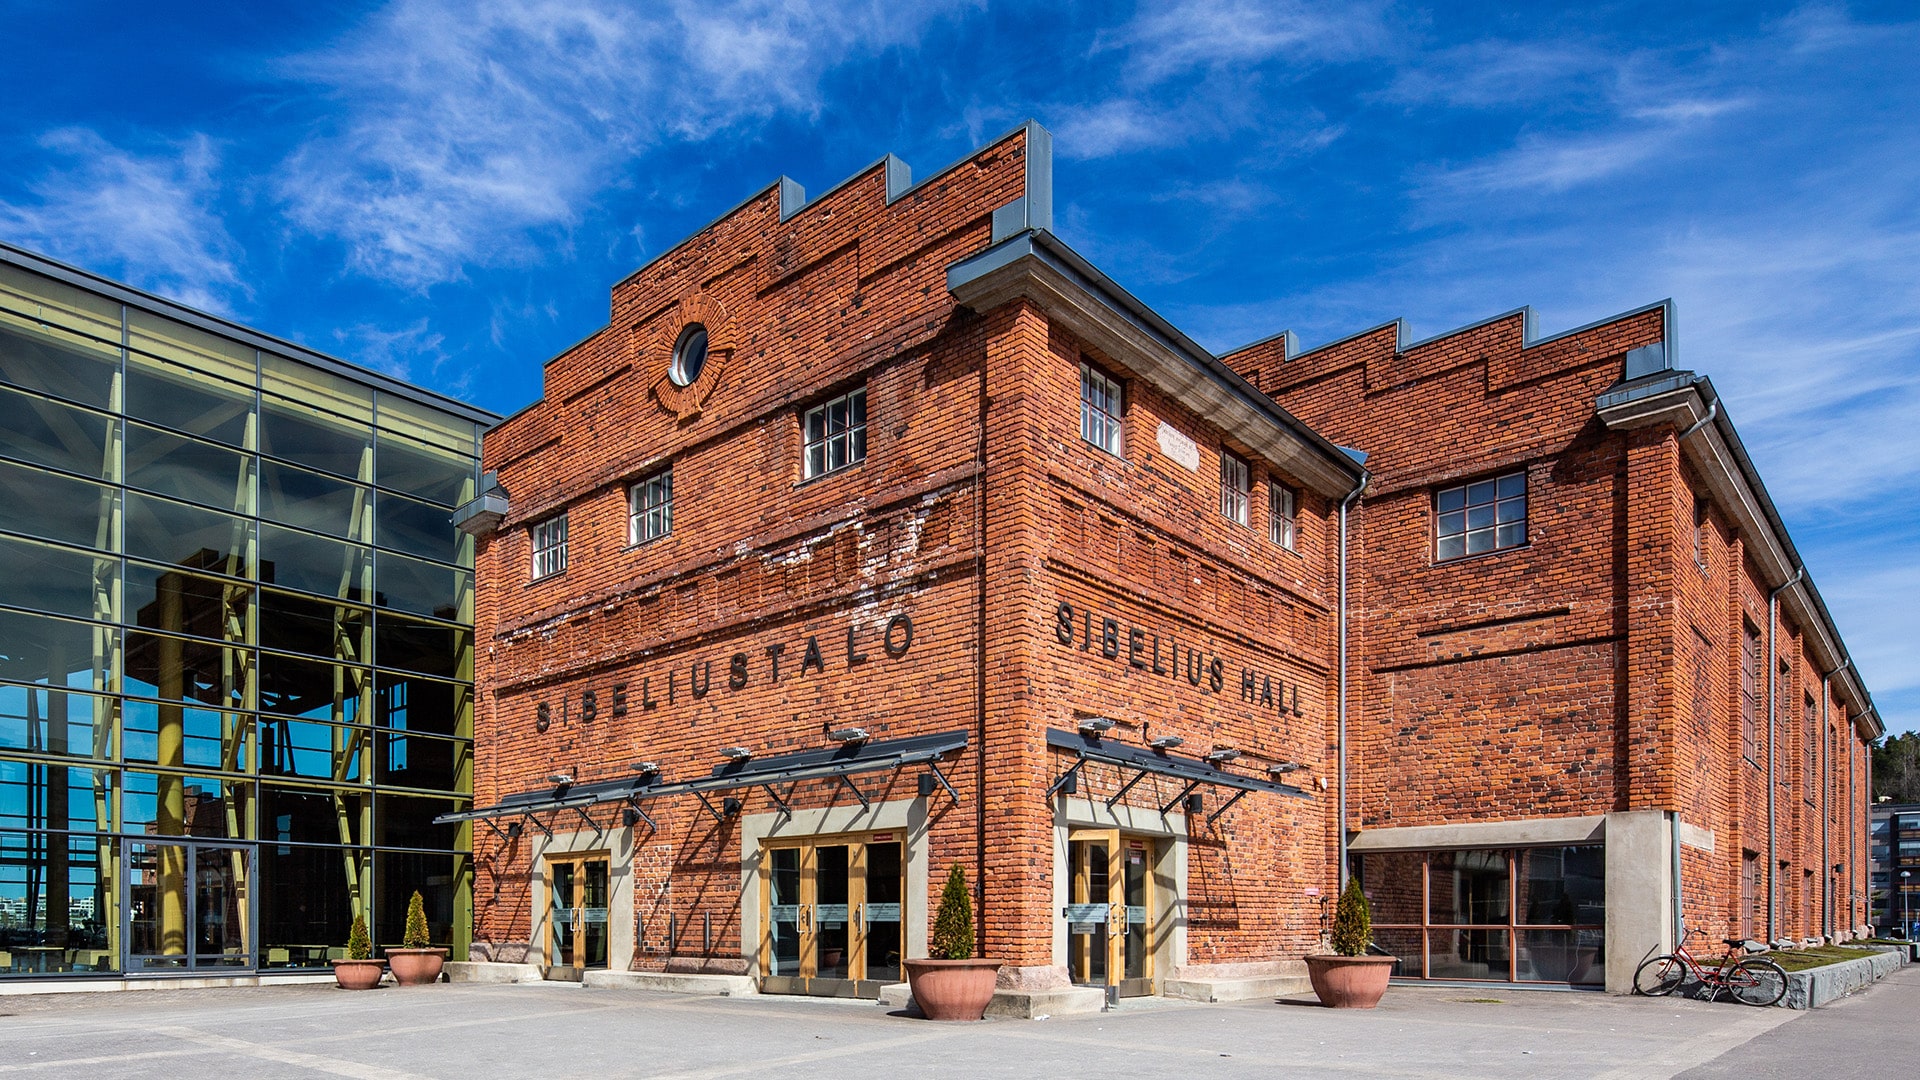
[1671, 811, 1684, 946]
[1678, 395, 1719, 441]
[1336, 471, 1369, 891]
[1765, 566, 1803, 941]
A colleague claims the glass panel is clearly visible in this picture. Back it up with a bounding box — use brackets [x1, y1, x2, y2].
[1466, 481, 1495, 506]
[375, 614, 470, 680]
[124, 353, 253, 448]
[1122, 838, 1148, 980]
[261, 354, 374, 426]
[1428, 927, 1510, 981]
[259, 719, 368, 782]
[260, 843, 367, 968]
[123, 492, 252, 577]
[376, 850, 465, 950]
[768, 847, 801, 977]
[1436, 486, 1465, 514]
[259, 460, 368, 540]
[581, 860, 608, 968]
[124, 423, 251, 513]
[0, 459, 116, 551]
[0, 384, 115, 478]
[0, 683, 113, 760]
[124, 561, 248, 640]
[261, 395, 371, 482]
[1370, 925, 1423, 978]
[814, 844, 849, 980]
[377, 552, 471, 622]
[258, 653, 370, 725]
[0, 609, 114, 693]
[376, 427, 475, 508]
[260, 784, 367, 846]
[1429, 849, 1509, 925]
[122, 771, 252, 840]
[375, 673, 470, 738]
[376, 490, 471, 565]
[0, 534, 116, 622]
[376, 390, 479, 457]
[123, 630, 248, 710]
[193, 845, 251, 967]
[865, 840, 902, 983]
[376, 730, 464, 792]
[258, 588, 370, 664]
[0, 309, 121, 411]
[126, 309, 256, 389]
[258, 523, 370, 603]
[550, 861, 575, 967]
[1436, 535, 1465, 561]
[1066, 839, 1110, 986]
[1466, 504, 1495, 530]
[1515, 927, 1604, 984]
[1496, 522, 1526, 549]
[0, 760, 111, 832]
[374, 792, 463, 850]
[1497, 473, 1526, 499]
[1516, 845, 1605, 925]
[0, 830, 115, 971]
[122, 699, 248, 772]
[126, 839, 189, 968]
[1358, 851, 1427, 926]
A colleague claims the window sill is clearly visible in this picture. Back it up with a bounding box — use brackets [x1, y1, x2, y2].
[526, 569, 568, 587]
[1432, 542, 1531, 567]
[794, 461, 864, 489]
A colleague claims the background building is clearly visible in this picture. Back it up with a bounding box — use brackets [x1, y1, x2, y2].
[1870, 802, 1920, 935]
[0, 243, 495, 981]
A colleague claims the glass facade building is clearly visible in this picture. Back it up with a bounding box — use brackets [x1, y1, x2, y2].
[0, 245, 495, 978]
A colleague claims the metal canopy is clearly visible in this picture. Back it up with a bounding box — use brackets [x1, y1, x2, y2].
[434, 729, 970, 826]
[1043, 728, 1310, 814]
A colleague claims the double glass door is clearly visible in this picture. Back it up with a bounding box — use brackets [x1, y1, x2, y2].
[1066, 829, 1154, 998]
[545, 855, 608, 978]
[763, 832, 903, 997]
[126, 840, 252, 971]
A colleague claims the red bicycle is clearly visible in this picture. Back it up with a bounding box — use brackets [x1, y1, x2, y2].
[1632, 928, 1787, 1006]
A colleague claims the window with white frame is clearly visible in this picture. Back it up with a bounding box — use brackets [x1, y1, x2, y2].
[803, 387, 866, 479]
[1220, 452, 1250, 526]
[1080, 362, 1123, 457]
[1435, 471, 1526, 560]
[629, 469, 672, 544]
[1270, 483, 1297, 551]
[530, 514, 568, 580]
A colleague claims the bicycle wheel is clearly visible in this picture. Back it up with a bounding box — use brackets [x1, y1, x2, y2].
[1633, 954, 1688, 996]
[1726, 958, 1787, 1007]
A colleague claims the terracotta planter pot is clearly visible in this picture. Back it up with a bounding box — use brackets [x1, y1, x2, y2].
[901, 958, 1002, 1021]
[1304, 954, 1397, 1008]
[386, 948, 448, 986]
[332, 958, 385, 990]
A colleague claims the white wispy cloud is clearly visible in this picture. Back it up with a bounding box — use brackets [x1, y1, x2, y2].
[1094, 0, 1395, 80]
[1376, 39, 1609, 109]
[329, 317, 451, 386]
[273, 0, 970, 289]
[0, 129, 244, 314]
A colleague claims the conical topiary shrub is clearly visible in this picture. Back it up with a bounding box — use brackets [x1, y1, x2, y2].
[931, 864, 974, 959]
[333, 913, 381, 989]
[347, 913, 373, 960]
[1329, 877, 1372, 957]
[403, 890, 431, 949]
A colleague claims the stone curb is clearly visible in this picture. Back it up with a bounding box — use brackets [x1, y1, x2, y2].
[1780, 947, 1907, 1010]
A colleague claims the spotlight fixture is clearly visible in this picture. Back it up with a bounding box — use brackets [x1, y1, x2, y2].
[1204, 748, 1241, 764]
[629, 761, 659, 775]
[719, 746, 753, 761]
[547, 772, 575, 785]
[828, 727, 870, 744]
[1148, 735, 1184, 750]
[1268, 762, 1305, 776]
[1078, 717, 1116, 735]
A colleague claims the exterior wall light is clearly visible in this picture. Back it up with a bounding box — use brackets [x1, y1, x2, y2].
[1149, 736, 1184, 750]
[719, 747, 753, 761]
[629, 761, 659, 774]
[1079, 718, 1116, 735]
[828, 727, 870, 743]
[1205, 748, 1241, 763]
[1268, 762, 1305, 775]
[547, 773, 575, 785]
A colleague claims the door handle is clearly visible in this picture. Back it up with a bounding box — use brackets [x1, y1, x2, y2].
[800, 905, 812, 933]
[856, 904, 864, 932]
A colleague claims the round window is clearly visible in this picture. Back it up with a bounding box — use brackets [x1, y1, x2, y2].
[670, 324, 709, 387]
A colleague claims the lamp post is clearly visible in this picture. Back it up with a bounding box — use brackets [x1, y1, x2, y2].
[1904, 871, 1912, 938]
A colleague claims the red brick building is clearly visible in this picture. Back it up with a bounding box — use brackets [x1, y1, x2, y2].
[447, 122, 1879, 1003]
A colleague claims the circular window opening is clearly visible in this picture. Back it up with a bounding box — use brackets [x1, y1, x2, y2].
[670, 324, 709, 387]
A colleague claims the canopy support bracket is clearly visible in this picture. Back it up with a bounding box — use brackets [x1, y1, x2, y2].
[1106, 768, 1151, 810]
[1206, 788, 1250, 824]
[837, 773, 871, 812]
[925, 760, 961, 807]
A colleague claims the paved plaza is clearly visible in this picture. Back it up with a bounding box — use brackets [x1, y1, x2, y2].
[1, 967, 1914, 1079]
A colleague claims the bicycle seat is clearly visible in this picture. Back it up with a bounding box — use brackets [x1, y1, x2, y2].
[1722, 938, 1744, 947]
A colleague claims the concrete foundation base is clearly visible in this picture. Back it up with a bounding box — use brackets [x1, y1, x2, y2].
[1163, 974, 1313, 1002]
[581, 970, 757, 996]
[0, 972, 338, 996]
[1783, 947, 1907, 1010]
[877, 980, 1106, 1018]
[445, 962, 544, 985]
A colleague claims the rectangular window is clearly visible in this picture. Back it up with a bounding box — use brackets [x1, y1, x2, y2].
[629, 469, 672, 544]
[1693, 496, 1711, 569]
[1079, 363, 1123, 457]
[1219, 452, 1250, 526]
[1270, 484, 1296, 551]
[1740, 622, 1761, 766]
[803, 387, 866, 479]
[1805, 693, 1817, 801]
[530, 514, 568, 580]
[1742, 851, 1760, 938]
[1436, 471, 1526, 560]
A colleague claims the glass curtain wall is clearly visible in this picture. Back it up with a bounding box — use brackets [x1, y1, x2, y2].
[0, 261, 478, 976]
[1354, 846, 1605, 986]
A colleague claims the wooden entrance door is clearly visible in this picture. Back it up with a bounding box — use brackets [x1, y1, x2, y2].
[762, 831, 903, 998]
[1066, 829, 1155, 998]
[545, 854, 608, 979]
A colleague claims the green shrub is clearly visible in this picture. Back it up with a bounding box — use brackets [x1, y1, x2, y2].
[1329, 878, 1372, 957]
[403, 890, 431, 949]
[347, 914, 372, 961]
[931, 864, 974, 960]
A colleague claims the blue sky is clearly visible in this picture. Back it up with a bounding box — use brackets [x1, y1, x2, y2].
[3, 1, 1916, 734]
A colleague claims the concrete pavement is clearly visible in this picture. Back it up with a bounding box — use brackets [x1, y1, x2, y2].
[0, 974, 1902, 1079]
